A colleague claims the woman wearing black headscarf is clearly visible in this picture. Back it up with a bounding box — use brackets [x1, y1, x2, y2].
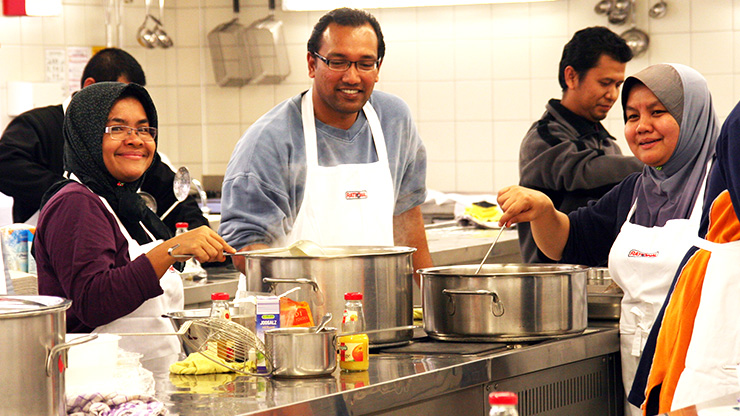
[35, 82, 234, 361]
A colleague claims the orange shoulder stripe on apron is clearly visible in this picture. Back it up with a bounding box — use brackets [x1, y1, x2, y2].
[644, 190, 740, 413]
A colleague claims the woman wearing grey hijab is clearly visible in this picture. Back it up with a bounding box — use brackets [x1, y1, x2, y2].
[34, 82, 235, 361]
[496, 63, 719, 416]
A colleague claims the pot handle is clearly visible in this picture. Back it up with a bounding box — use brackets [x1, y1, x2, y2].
[46, 334, 99, 377]
[262, 277, 325, 306]
[442, 289, 505, 317]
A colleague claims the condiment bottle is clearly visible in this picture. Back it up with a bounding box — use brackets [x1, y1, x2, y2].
[338, 292, 369, 372]
[209, 292, 231, 320]
[489, 391, 519, 416]
[175, 222, 188, 236]
[209, 292, 234, 361]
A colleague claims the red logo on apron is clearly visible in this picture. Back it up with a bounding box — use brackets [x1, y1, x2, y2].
[628, 249, 659, 258]
[345, 190, 368, 200]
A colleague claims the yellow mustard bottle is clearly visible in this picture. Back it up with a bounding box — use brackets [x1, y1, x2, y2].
[338, 292, 369, 372]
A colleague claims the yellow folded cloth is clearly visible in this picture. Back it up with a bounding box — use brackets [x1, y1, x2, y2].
[170, 352, 233, 375]
[413, 307, 423, 321]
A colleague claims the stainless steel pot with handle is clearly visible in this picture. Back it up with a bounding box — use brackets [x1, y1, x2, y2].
[246, 245, 415, 347]
[419, 264, 588, 342]
[0, 296, 97, 415]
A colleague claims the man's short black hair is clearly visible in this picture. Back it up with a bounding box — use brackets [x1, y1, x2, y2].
[558, 26, 632, 91]
[80, 48, 146, 88]
[307, 7, 385, 60]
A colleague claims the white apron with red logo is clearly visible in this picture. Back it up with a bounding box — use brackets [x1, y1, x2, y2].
[93, 193, 183, 362]
[287, 89, 394, 246]
[608, 172, 707, 416]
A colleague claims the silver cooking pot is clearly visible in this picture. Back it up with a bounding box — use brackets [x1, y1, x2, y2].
[246, 246, 415, 347]
[419, 264, 588, 342]
[0, 296, 97, 415]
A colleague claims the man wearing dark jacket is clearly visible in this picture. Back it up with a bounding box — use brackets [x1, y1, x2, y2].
[518, 26, 644, 263]
[0, 48, 207, 232]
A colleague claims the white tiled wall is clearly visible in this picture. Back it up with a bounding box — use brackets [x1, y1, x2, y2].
[1, 0, 738, 193]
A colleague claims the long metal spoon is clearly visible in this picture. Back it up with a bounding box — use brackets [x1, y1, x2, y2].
[475, 226, 506, 274]
[313, 313, 332, 333]
[160, 166, 191, 221]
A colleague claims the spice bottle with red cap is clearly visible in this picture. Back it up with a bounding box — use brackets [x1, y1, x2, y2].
[489, 391, 518, 416]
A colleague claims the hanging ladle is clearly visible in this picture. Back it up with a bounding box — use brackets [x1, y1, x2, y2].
[153, 0, 173, 48]
[474, 226, 506, 274]
[160, 166, 191, 221]
[136, 0, 158, 48]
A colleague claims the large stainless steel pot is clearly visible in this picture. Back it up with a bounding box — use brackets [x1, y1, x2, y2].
[0, 296, 96, 416]
[419, 264, 588, 342]
[246, 246, 415, 347]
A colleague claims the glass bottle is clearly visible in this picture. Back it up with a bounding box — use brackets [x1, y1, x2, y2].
[489, 391, 519, 416]
[209, 292, 234, 361]
[175, 222, 188, 236]
[338, 292, 369, 372]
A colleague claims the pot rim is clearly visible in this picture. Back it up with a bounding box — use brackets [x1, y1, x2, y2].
[0, 295, 72, 318]
[247, 245, 416, 259]
[418, 263, 590, 277]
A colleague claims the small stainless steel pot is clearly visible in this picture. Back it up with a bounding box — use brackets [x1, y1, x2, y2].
[265, 327, 337, 378]
[419, 264, 588, 342]
[0, 296, 96, 415]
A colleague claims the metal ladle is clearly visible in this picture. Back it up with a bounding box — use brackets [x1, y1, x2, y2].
[475, 226, 506, 274]
[649, 0, 667, 19]
[136, 0, 158, 48]
[160, 166, 191, 221]
[153, 0, 173, 48]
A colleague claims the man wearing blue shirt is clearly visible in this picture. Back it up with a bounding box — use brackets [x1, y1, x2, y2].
[220, 8, 432, 281]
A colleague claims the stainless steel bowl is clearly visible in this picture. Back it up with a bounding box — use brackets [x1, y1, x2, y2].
[265, 327, 337, 378]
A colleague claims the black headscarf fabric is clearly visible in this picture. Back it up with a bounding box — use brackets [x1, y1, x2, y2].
[42, 82, 172, 244]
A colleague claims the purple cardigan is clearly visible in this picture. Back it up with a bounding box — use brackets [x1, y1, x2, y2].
[35, 182, 163, 333]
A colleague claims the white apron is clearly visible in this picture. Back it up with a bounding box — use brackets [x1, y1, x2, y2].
[670, 236, 740, 409]
[608, 172, 707, 416]
[288, 89, 394, 246]
[93, 194, 183, 362]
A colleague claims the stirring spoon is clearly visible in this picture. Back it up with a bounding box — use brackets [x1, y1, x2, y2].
[475, 226, 506, 274]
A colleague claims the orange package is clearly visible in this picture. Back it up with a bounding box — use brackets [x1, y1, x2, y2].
[280, 297, 315, 327]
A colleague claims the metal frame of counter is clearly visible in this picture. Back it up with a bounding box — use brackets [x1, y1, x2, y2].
[154, 327, 620, 415]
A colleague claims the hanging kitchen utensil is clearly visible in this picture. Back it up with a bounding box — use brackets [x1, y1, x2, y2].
[621, 0, 649, 58]
[186, 318, 272, 376]
[649, 0, 667, 19]
[594, 0, 613, 15]
[244, 0, 291, 84]
[137, 0, 159, 48]
[153, 0, 173, 48]
[208, 0, 253, 87]
[475, 226, 506, 274]
[160, 166, 191, 221]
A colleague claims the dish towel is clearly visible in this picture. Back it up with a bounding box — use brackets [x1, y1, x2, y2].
[66, 392, 165, 415]
[169, 352, 235, 375]
[457, 201, 503, 229]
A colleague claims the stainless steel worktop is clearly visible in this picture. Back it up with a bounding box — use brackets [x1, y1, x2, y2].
[184, 225, 521, 307]
[150, 327, 619, 416]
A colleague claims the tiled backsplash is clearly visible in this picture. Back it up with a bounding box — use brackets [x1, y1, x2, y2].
[0, 0, 737, 194]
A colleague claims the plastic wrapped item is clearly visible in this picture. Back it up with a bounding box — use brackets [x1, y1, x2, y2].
[0, 224, 35, 273]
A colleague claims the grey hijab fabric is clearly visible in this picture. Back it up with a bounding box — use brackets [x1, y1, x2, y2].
[620, 63, 719, 227]
[42, 82, 172, 244]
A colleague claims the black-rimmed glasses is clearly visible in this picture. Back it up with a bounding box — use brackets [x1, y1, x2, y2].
[312, 52, 380, 72]
[105, 125, 157, 142]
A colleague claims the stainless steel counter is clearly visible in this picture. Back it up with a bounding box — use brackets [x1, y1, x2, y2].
[150, 327, 619, 416]
[184, 224, 521, 307]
